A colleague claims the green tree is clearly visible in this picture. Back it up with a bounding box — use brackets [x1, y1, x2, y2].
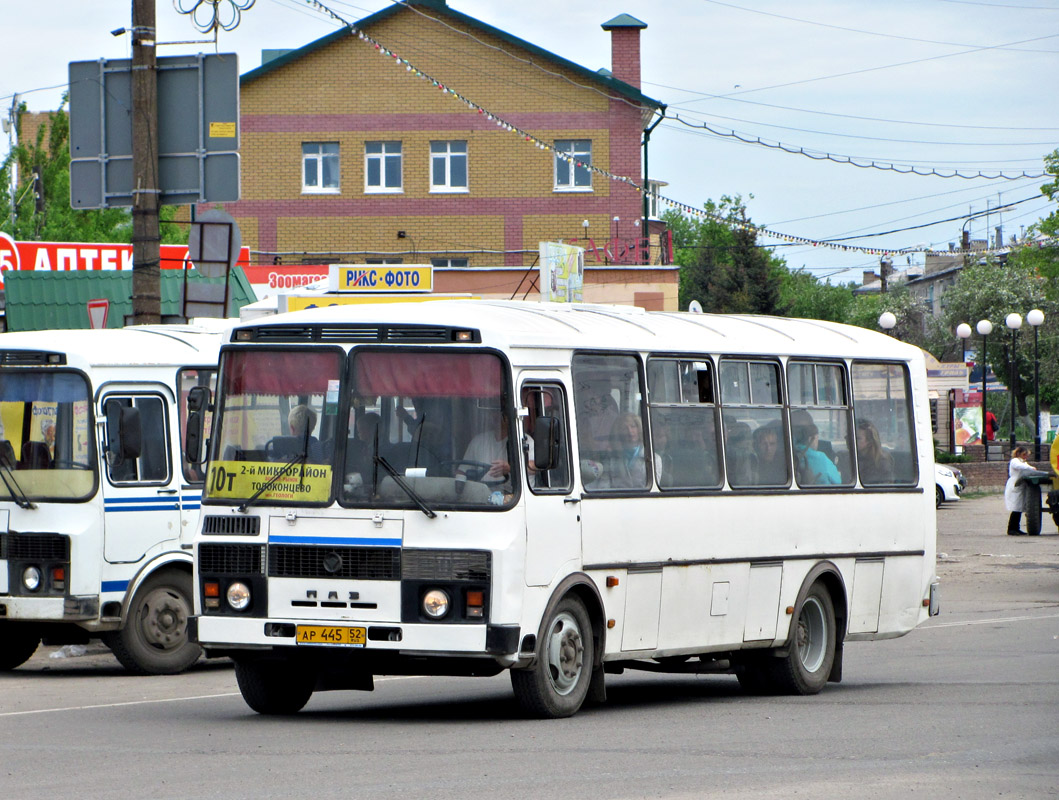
[665, 196, 786, 314]
[939, 256, 1059, 418]
[778, 269, 855, 323]
[1, 99, 186, 244]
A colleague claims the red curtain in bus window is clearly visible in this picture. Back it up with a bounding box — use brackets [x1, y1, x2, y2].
[354, 352, 502, 397]
[223, 350, 341, 395]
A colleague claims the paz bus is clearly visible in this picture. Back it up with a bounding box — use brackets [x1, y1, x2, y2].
[188, 300, 938, 717]
[0, 325, 221, 673]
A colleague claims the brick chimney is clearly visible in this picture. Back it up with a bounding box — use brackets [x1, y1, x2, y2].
[601, 14, 647, 89]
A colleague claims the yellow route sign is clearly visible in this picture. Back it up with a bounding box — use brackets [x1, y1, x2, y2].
[205, 460, 332, 503]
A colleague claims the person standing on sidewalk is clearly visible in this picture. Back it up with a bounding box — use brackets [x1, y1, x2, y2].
[1004, 446, 1035, 535]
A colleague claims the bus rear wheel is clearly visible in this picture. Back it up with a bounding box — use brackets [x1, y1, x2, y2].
[235, 658, 315, 715]
[105, 570, 201, 675]
[511, 595, 593, 719]
[0, 624, 41, 670]
[767, 582, 836, 695]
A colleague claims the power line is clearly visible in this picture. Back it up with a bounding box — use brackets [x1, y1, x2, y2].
[665, 117, 1048, 178]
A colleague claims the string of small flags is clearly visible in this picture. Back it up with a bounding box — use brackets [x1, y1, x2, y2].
[302, 1, 1053, 260]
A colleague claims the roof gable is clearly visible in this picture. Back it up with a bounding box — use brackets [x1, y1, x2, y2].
[240, 1, 663, 111]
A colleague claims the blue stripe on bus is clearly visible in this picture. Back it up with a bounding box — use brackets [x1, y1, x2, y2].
[104, 503, 179, 512]
[268, 534, 402, 547]
[101, 580, 129, 593]
[104, 496, 177, 504]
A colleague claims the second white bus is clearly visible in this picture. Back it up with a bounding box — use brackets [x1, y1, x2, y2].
[189, 300, 939, 717]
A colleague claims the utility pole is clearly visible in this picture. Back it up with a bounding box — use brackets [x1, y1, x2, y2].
[131, 0, 161, 324]
[5, 94, 18, 231]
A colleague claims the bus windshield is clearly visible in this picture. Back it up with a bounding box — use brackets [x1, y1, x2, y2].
[205, 347, 516, 510]
[0, 370, 96, 502]
[208, 348, 343, 505]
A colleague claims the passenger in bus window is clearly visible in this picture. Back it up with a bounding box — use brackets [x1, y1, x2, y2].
[602, 413, 646, 489]
[752, 423, 787, 485]
[724, 421, 755, 486]
[288, 404, 324, 463]
[855, 419, 894, 485]
[793, 421, 841, 485]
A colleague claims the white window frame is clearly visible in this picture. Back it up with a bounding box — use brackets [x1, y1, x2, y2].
[431, 258, 469, 267]
[429, 140, 469, 193]
[302, 142, 340, 195]
[365, 141, 403, 194]
[554, 139, 593, 192]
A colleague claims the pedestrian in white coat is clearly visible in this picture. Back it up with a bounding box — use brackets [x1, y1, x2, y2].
[1004, 446, 1036, 535]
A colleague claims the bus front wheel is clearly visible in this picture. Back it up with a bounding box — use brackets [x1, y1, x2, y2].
[768, 582, 836, 695]
[511, 596, 593, 719]
[235, 658, 315, 715]
[0, 623, 41, 670]
[106, 570, 201, 675]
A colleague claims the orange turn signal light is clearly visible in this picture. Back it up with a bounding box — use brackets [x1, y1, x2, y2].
[466, 590, 484, 606]
[204, 582, 220, 598]
[606, 576, 619, 588]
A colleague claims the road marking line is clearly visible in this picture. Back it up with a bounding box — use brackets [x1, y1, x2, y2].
[924, 612, 1059, 629]
[0, 675, 423, 718]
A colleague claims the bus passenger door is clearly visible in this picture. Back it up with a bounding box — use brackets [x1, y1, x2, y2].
[520, 381, 580, 586]
[99, 390, 182, 564]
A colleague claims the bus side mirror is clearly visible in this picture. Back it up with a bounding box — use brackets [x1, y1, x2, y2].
[104, 400, 142, 466]
[532, 416, 561, 472]
[185, 386, 211, 465]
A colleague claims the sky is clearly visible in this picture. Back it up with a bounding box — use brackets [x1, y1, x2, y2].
[3, 0, 1058, 285]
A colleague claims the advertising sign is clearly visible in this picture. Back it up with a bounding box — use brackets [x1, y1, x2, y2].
[953, 390, 983, 447]
[328, 264, 433, 293]
[539, 242, 584, 303]
[0, 238, 251, 290]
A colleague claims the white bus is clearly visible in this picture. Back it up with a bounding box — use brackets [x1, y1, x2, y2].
[189, 301, 938, 717]
[0, 325, 221, 674]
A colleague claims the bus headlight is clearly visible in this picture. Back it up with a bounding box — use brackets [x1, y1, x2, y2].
[226, 581, 251, 611]
[22, 566, 42, 592]
[422, 589, 450, 619]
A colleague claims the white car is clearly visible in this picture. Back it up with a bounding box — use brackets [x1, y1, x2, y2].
[935, 463, 962, 508]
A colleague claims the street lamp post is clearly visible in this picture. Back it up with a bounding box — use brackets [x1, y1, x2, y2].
[956, 322, 972, 363]
[977, 319, 993, 460]
[1027, 309, 1045, 460]
[1005, 313, 1023, 453]
[878, 311, 897, 336]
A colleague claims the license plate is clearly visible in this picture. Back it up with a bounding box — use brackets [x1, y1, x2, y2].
[295, 625, 366, 647]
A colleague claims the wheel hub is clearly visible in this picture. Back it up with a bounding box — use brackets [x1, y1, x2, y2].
[140, 588, 189, 650]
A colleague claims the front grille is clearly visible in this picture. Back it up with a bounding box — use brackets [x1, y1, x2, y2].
[199, 543, 264, 574]
[201, 515, 261, 536]
[269, 545, 401, 580]
[0, 533, 69, 561]
[402, 549, 491, 581]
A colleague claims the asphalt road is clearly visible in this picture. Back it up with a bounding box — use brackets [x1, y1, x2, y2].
[2, 495, 1057, 799]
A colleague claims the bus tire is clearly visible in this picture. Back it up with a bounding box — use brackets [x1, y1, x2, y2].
[234, 658, 315, 715]
[106, 569, 201, 675]
[766, 582, 836, 695]
[0, 624, 41, 670]
[510, 595, 593, 719]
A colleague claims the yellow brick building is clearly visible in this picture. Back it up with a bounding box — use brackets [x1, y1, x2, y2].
[228, 0, 675, 308]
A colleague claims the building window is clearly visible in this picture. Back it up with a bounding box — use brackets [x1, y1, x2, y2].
[554, 139, 592, 191]
[430, 141, 468, 192]
[365, 141, 402, 192]
[431, 258, 469, 267]
[302, 142, 339, 194]
[647, 179, 668, 219]
[365, 258, 404, 264]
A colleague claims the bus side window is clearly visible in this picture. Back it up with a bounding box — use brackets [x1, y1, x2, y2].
[521, 384, 571, 493]
[104, 395, 170, 484]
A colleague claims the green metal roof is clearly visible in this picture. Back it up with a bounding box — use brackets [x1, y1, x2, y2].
[241, 1, 664, 113]
[601, 14, 648, 30]
[4, 268, 257, 332]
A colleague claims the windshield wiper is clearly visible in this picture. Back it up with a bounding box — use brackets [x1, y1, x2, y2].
[237, 450, 307, 514]
[374, 454, 436, 519]
[0, 462, 35, 510]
